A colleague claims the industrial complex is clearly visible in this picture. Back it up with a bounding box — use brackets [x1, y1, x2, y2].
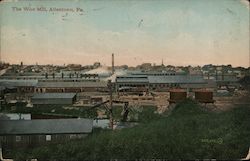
[0, 55, 249, 159]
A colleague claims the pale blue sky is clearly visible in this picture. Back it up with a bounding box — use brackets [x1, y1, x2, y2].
[0, 0, 249, 67]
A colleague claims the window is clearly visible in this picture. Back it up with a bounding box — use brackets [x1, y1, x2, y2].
[70, 134, 77, 139]
[2, 136, 7, 142]
[16, 136, 21, 142]
[46, 135, 51, 141]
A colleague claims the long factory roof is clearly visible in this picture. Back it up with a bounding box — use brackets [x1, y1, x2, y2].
[116, 75, 207, 84]
[36, 81, 107, 88]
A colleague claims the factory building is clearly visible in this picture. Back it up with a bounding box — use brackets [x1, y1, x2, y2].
[0, 79, 38, 93]
[35, 81, 108, 93]
[31, 93, 77, 105]
[0, 118, 93, 149]
[116, 74, 210, 92]
[0, 73, 100, 81]
[0, 79, 108, 94]
[116, 75, 149, 92]
[129, 71, 176, 76]
[148, 75, 208, 91]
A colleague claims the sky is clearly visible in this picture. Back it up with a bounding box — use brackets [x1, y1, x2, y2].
[0, 0, 249, 67]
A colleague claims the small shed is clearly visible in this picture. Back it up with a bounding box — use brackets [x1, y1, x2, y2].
[32, 93, 76, 105]
[0, 118, 93, 149]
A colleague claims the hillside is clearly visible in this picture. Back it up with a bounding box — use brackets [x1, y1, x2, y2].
[11, 100, 250, 160]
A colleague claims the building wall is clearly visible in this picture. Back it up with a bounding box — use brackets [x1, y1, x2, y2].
[34, 87, 107, 93]
[32, 97, 75, 105]
[31, 114, 77, 119]
[149, 83, 179, 91]
[116, 81, 211, 92]
[116, 82, 180, 92]
[65, 88, 81, 93]
[17, 87, 35, 93]
[0, 134, 87, 150]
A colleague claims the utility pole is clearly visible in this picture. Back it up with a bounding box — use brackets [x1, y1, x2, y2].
[248, 48, 250, 75]
[112, 53, 114, 75]
[108, 80, 113, 129]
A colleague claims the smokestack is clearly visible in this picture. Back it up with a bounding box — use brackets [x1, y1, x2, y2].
[112, 53, 114, 75]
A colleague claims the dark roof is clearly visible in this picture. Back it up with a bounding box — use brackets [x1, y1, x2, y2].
[32, 93, 76, 99]
[0, 79, 38, 87]
[0, 118, 93, 135]
[37, 81, 107, 88]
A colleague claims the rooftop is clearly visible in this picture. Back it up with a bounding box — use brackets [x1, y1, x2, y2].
[0, 113, 31, 120]
[116, 75, 207, 84]
[0, 79, 38, 87]
[148, 75, 206, 84]
[37, 81, 107, 88]
[0, 118, 93, 135]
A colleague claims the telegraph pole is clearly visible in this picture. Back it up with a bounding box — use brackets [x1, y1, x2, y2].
[249, 45, 250, 75]
[108, 80, 113, 129]
[112, 53, 114, 75]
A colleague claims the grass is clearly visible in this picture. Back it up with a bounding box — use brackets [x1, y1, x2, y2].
[6, 100, 250, 160]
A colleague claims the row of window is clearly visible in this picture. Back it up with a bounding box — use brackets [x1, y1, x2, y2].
[118, 84, 148, 87]
[14, 134, 81, 142]
[118, 84, 179, 88]
[150, 84, 179, 88]
[15, 135, 52, 142]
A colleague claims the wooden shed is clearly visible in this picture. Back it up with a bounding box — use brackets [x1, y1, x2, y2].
[0, 118, 93, 150]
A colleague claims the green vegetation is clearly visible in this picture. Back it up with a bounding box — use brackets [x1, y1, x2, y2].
[9, 100, 250, 160]
[0, 104, 97, 118]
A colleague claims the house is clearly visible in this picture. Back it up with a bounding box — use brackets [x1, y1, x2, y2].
[0, 118, 93, 149]
[31, 93, 77, 105]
